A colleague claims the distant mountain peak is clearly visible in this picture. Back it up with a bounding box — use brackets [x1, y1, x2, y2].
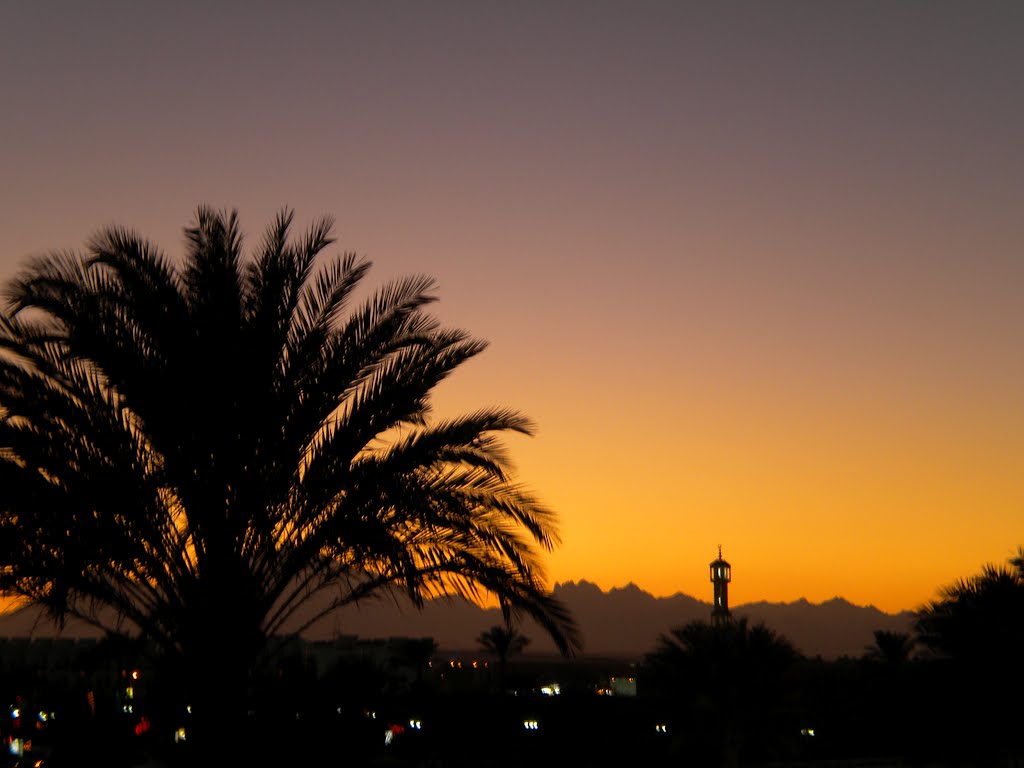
[608, 582, 653, 598]
[553, 579, 602, 592]
[821, 596, 851, 606]
[612, 582, 642, 592]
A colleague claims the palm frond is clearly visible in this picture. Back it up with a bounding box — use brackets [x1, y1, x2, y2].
[0, 206, 579, 682]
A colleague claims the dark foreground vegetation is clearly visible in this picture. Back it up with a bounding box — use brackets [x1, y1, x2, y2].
[3, 545, 1024, 768]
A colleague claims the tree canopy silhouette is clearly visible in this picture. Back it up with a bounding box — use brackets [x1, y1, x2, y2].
[644, 618, 798, 768]
[912, 548, 1024, 759]
[864, 629, 915, 665]
[477, 615, 530, 692]
[477, 623, 530, 662]
[0, 206, 578, 758]
[916, 548, 1024, 666]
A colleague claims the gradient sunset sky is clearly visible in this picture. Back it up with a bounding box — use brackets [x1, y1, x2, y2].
[2, 1, 1022, 614]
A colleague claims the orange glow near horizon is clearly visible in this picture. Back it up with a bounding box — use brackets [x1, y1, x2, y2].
[431, 303, 1024, 615]
[2, 3, 1023, 619]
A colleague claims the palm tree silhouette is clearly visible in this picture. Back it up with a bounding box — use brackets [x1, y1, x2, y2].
[1009, 546, 1024, 577]
[477, 619, 530, 692]
[0, 207, 578, 763]
[645, 618, 798, 768]
[916, 559, 1024, 662]
[865, 630, 915, 665]
[913, 549, 1024, 758]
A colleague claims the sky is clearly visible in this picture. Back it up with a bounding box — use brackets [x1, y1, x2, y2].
[1, 1, 1022, 614]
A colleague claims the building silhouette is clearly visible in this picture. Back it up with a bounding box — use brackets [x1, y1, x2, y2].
[710, 546, 731, 625]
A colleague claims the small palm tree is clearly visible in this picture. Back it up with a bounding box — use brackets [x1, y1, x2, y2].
[645, 618, 798, 768]
[0, 207, 578, 763]
[478, 620, 530, 691]
[865, 630, 915, 664]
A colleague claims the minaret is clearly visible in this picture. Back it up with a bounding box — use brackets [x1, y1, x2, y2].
[710, 545, 732, 625]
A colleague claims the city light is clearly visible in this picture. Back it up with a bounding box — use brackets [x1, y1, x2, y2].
[523, 720, 539, 730]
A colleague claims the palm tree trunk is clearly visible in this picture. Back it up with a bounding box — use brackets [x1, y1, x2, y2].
[179, 584, 264, 768]
[183, 634, 256, 767]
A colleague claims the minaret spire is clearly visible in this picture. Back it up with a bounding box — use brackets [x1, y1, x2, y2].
[710, 547, 732, 626]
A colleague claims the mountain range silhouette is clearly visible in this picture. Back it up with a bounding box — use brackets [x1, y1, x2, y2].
[0, 580, 914, 659]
